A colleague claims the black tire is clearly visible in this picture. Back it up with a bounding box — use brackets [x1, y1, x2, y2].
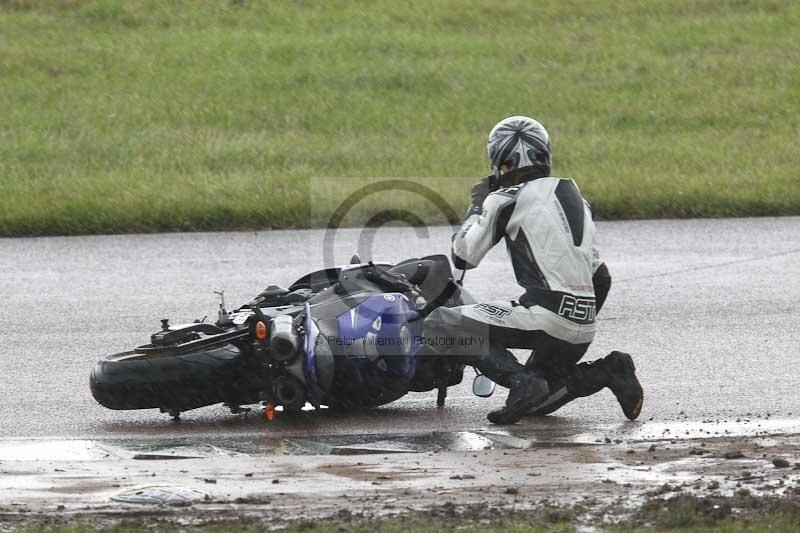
[90, 344, 245, 411]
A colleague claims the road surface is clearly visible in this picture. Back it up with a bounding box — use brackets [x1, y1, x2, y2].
[1, 217, 798, 443]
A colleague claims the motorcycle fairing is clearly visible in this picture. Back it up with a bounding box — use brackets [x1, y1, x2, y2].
[335, 293, 422, 380]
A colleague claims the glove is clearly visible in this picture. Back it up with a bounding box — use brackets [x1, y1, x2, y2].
[466, 176, 496, 217]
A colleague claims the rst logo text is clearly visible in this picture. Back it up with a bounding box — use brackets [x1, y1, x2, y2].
[557, 295, 596, 323]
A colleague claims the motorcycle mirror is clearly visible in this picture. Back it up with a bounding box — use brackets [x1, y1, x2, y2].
[472, 374, 496, 398]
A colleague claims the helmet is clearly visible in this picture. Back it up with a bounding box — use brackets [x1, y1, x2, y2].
[486, 116, 551, 177]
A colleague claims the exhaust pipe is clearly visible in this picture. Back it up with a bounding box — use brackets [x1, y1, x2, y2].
[269, 315, 299, 361]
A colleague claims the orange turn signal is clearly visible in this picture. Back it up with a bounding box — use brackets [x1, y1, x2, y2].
[264, 403, 276, 421]
[255, 321, 268, 341]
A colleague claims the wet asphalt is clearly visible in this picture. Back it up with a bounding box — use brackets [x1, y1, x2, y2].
[0, 217, 798, 442]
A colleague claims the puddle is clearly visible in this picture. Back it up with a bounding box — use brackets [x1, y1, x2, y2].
[479, 430, 534, 449]
[589, 418, 800, 443]
[117, 442, 248, 459]
[331, 441, 419, 455]
[132, 454, 203, 460]
[0, 440, 116, 461]
[4, 419, 799, 462]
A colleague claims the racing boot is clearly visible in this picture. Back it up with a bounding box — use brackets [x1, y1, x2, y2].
[463, 345, 527, 390]
[527, 352, 644, 420]
[487, 372, 549, 425]
[464, 345, 550, 425]
[525, 351, 643, 419]
[602, 351, 643, 420]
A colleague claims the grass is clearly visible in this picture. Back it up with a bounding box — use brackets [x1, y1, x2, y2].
[14, 512, 800, 533]
[11, 493, 800, 532]
[1, 0, 798, 236]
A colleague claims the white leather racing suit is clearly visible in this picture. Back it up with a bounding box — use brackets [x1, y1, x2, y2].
[451, 176, 602, 345]
[422, 173, 612, 394]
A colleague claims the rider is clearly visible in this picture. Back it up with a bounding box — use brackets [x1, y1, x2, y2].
[422, 116, 644, 424]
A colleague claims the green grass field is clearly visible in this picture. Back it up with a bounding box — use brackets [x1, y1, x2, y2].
[1, 0, 798, 236]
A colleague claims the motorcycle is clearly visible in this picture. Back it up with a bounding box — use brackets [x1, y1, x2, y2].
[90, 255, 496, 421]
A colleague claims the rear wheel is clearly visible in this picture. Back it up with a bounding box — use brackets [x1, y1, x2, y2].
[90, 343, 249, 412]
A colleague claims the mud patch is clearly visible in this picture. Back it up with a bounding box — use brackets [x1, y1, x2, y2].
[316, 463, 429, 482]
[2, 430, 800, 530]
[47, 480, 122, 495]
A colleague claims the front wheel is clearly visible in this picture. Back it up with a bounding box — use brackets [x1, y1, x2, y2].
[90, 343, 249, 412]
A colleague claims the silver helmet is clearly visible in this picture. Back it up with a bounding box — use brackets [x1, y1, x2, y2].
[487, 116, 551, 177]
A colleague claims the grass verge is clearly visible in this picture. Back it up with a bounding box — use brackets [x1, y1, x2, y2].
[9, 493, 800, 532]
[14, 509, 800, 533]
[1, 1, 798, 236]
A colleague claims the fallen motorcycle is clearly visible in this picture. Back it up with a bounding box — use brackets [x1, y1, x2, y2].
[90, 255, 496, 420]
